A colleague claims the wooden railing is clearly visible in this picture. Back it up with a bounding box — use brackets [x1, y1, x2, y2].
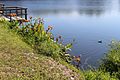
[0, 3, 28, 21]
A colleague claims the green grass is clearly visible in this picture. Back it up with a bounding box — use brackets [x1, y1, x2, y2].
[0, 19, 83, 80]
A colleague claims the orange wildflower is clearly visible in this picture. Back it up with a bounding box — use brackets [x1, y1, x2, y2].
[48, 26, 53, 30]
[8, 13, 16, 17]
[23, 19, 30, 22]
[58, 35, 62, 39]
[29, 16, 32, 19]
[56, 38, 58, 42]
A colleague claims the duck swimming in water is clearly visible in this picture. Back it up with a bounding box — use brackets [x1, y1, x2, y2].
[98, 40, 102, 43]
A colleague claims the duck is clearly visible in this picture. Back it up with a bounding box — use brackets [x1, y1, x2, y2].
[98, 40, 102, 43]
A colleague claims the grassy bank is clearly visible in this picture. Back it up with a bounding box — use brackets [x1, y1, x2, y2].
[0, 19, 84, 80]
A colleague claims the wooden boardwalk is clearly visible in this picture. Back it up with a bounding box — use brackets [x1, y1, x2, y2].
[0, 3, 28, 21]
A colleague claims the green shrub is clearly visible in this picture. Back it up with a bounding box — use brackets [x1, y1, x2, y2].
[99, 40, 120, 79]
[84, 70, 118, 80]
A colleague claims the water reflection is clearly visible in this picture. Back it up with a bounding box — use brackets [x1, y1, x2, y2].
[28, 0, 112, 16]
[1, 0, 114, 16]
[118, 0, 120, 11]
[77, 0, 110, 16]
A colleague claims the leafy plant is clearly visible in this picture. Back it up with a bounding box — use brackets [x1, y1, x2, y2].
[99, 40, 120, 79]
[7, 17, 72, 61]
[84, 70, 118, 80]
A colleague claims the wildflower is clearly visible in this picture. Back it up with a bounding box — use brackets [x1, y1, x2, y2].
[8, 13, 16, 17]
[23, 19, 30, 22]
[31, 27, 34, 31]
[48, 26, 53, 30]
[50, 36, 54, 40]
[51, 39, 54, 42]
[65, 53, 70, 56]
[38, 17, 41, 20]
[67, 48, 72, 51]
[29, 16, 32, 19]
[16, 26, 19, 29]
[46, 30, 48, 33]
[56, 38, 58, 42]
[41, 18, 44, 22]
[58, 35, 62, 39]
[59, 44, 62, 46]
[54, 40, 56, 42]
[73, 56, 80, 63]
[13, 13, 17, 16]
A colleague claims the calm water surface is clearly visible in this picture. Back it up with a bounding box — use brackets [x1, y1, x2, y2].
[1, 0, 120, 69]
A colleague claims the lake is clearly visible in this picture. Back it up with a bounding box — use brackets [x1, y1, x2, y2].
[1, 0, 120, 69]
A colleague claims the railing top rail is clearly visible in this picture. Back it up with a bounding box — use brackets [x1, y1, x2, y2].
[0, 6, 27, 11]
[3, 6, 27, 9]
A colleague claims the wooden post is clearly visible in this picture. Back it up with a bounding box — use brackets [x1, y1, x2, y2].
[10, 9, 12, 22]
[21, 8, 22, 18]
[25, 8, 27, 20]
[16, 8, 18, 16]
[2, 4, 4, 15]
